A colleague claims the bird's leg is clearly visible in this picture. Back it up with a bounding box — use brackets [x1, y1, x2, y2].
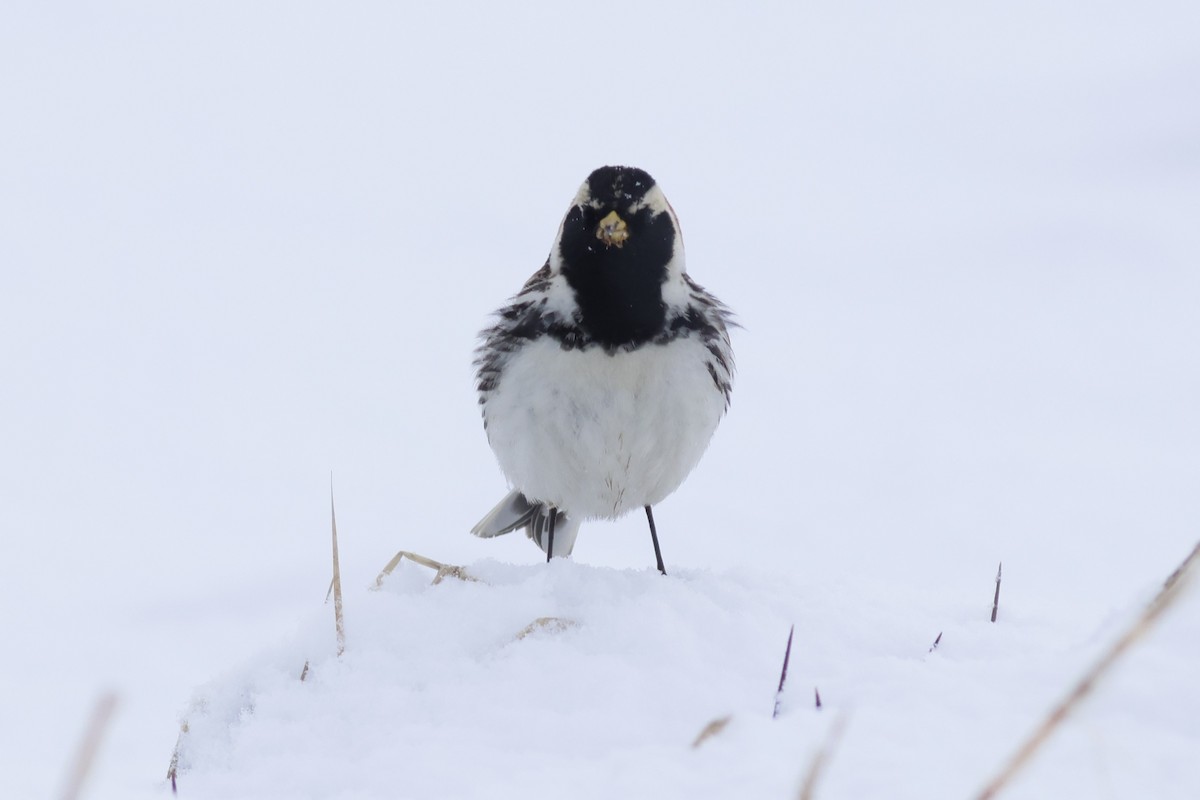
[645, 505, 666, 575]
[546, 507, 557, 563]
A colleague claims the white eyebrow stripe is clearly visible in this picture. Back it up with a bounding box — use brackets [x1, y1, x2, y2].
[569, 178, 671, 217]
[571, 182, 593, 207]
[628, 185, 670, 215]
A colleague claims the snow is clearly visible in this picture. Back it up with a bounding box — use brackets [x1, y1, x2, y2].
[171, 559, 1198, 799]
[2, 2, 1199, 798]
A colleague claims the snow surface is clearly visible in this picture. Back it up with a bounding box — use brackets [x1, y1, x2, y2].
[2, 2, 1199, 799]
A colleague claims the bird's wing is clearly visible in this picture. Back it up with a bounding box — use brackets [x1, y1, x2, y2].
[474, 261, 557, 403]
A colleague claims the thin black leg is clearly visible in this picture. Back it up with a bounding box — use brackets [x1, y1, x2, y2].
[546, 507, 557, 562]
[645, 505, 666, 575]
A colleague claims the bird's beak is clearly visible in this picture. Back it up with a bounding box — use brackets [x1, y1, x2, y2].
[595, 210, 630, 248]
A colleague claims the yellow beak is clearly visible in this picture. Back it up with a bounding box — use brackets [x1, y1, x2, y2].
[595, 210, 630, 248]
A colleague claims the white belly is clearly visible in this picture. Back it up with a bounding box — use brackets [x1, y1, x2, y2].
[483, 338, 724, 519]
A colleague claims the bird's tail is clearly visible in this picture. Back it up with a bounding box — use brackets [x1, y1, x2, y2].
[470, 490, 580, 558]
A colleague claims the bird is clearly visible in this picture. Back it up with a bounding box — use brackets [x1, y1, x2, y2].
[470, 166, 734, 574]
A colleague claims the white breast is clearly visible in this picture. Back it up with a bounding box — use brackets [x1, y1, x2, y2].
[483, 338, 725, 520]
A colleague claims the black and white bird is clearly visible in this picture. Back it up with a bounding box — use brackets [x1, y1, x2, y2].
[471, 166, 734, 574]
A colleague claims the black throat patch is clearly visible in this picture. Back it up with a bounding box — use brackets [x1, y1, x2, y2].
[557, 204, 674, 349]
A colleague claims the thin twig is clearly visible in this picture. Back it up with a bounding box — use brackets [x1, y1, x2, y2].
[773, 624, 795, 719]
[330, 479, 345, 657]
[796, 713, 848, 800]
[166, 721, 188, 795]
[991, 562, 1003, 622]
[929, 632, 943, 653]
[61, 692, 118, 800]
[975, 540, 1200, 799]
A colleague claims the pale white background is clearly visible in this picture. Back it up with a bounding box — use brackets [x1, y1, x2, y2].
[2, 2, 1198, 798]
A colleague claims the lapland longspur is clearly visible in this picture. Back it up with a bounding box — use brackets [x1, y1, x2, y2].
[471, 166, 734, 574]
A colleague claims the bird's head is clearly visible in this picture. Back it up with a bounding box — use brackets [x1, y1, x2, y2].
[555, 166, 681, 275]
[544, 166, 689, 348]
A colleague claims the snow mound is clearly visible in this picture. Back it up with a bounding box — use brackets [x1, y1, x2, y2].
[172, 559, 1199, 799]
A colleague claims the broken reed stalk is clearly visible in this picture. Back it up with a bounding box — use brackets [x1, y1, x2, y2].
[975, 540, 1200, 800]
[773, 624, 795, 719]
[61, 692, 118, 800]
[796, 712, 848, 800]
[991, 562, 1002, 622]
[513, 617, 576, 641]
[330, 482, 345, 657]
[691, 715, 732, 748]
[373, 550, 479, 588]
